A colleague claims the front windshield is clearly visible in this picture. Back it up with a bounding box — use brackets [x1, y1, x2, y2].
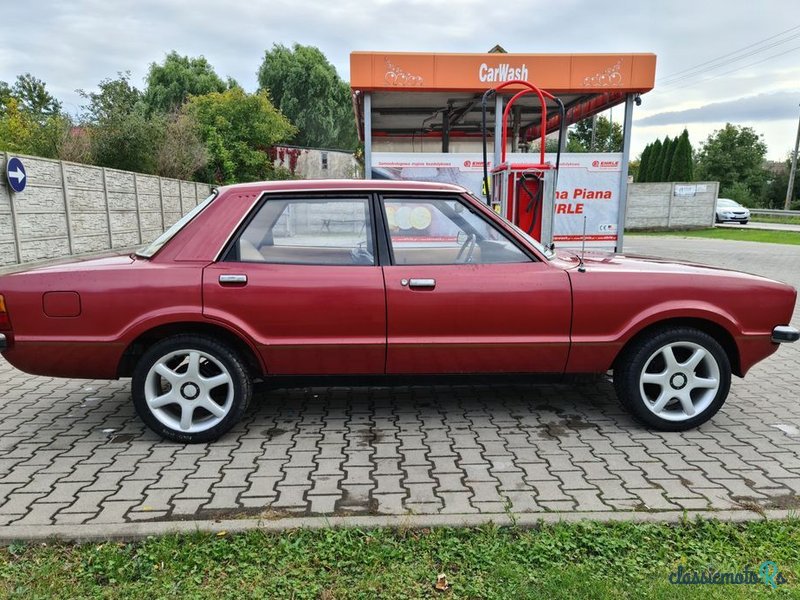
[135, 191, 218, 258]
[464, 191, 555, 259]
[505, 219, 556, 260]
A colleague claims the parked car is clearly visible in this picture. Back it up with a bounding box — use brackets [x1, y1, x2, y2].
[715, 198, 751, 224]
[1, 180, 797, 442]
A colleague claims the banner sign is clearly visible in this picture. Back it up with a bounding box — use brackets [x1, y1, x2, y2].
[372, 152, 623, 249]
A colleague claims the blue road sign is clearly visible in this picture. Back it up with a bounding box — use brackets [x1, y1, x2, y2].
[6, 157, 27, 193]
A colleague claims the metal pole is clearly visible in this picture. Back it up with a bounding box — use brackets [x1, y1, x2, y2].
[363, 92, 372, 180]
[3, 152, 22, 264]
[493, 95, 504, 169]
[616, 94, 635, 253]
[785, 104, 800, 211]
[442, 108, 450, 153]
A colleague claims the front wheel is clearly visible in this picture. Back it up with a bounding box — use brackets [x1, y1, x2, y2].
[614, 327, 731, 431]
[132, 335, 252, 443]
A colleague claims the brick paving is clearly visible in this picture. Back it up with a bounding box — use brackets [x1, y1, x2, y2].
[0, 236, 799, 529]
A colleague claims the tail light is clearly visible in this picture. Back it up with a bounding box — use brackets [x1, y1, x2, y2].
[0, 294, 10, 330]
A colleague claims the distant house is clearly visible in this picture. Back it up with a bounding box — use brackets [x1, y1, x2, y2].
[270, 145, 362, 179]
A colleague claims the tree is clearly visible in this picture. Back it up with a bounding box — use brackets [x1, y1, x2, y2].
[637, 144, 652, 182]
[0, 96, 71, 159]
[762, 159, 798, 209]
[155, 112, 208, 180]
[257, 43, 357, 150]
[565, 115, 623, 153]
[0, 80, 12, 111]
[11, 73, 62, 122]
[184, 87, 295, 184]
[646, 138, 663, 182]
[668, 129, 694, 182]
[0, 73, 69, 158]
[144, 52, 227, 114]
[695, 123, 767, 204]
[660, 136, 676, 181]
[79, 72, 164, 173]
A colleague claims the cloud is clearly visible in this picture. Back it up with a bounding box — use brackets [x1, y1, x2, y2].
[636, 91, 800, 126]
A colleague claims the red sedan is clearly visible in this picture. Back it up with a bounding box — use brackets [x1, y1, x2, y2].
[0, 180, 797, 442]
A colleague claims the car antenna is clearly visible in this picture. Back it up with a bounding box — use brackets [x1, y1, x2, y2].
[577, 215, 587, 273]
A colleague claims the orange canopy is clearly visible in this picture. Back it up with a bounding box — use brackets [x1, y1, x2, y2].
[351, 51, 656, 93]
[350, 51, 657, 141]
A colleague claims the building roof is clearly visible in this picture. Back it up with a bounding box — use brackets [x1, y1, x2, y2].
[350, 51, 657, 142]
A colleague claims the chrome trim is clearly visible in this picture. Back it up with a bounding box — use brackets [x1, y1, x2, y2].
[772, 325, 799, 343]
[409, 278, 436, 288]
[0, 333, 6, 351]
[219, 274, 248, 284]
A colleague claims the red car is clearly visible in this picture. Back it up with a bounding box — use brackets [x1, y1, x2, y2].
[0, 180, 797, 442]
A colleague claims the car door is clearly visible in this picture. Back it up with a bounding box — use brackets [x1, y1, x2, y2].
[379, 193, 572, 374]
[203, 193, 386, 375]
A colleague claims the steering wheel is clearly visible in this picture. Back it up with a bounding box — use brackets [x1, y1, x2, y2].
[350, 241, 374, 265]
[455, 233, 477, 263]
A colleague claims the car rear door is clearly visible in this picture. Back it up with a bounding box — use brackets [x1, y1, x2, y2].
[379, 193, 572, 374]
[203, 193, 386, 375]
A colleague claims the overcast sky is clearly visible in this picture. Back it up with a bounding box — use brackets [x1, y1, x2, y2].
[1, 0, 798, 160]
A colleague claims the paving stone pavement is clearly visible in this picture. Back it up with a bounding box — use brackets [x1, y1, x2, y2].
[0, 236, 799, 530]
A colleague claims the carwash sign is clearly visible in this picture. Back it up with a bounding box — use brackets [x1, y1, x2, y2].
[479, 63, 529, 83]
[5, 157, 27, 193]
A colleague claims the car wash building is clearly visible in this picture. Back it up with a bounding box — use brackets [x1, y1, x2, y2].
[350, 51, 656, 250]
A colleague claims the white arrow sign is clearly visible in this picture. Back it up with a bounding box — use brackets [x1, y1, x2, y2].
[8, 168, 25, 183]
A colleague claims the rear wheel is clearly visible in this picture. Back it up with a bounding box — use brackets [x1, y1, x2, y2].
[132, 334, 252, 443]
[614, 327, 731, 431]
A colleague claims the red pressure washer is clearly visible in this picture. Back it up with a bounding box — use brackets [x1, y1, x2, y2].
[481, 80, 566, 245]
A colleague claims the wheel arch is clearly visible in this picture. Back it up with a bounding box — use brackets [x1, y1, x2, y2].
[613, 317, 742, 377]
[117, 321, 264, 378]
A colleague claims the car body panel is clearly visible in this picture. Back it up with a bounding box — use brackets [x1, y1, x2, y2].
[563, 252, 794, 375]
[383, 262, 572, 373]
[203, 262, 386, 375]
[0, 258, 204, 378]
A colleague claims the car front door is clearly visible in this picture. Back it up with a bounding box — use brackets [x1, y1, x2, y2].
[203, 193, 386, 375]
[379, 194, 572, 374]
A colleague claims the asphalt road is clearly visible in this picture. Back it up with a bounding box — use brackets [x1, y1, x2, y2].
[718, 221, 800, 233]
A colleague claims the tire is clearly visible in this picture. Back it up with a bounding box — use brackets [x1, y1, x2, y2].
[132, 334, 252, 443]
[613, 327, 731, 431]
[742, 220, 748, 225]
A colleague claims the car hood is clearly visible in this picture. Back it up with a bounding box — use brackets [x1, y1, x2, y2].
[555, 249, 782, 285]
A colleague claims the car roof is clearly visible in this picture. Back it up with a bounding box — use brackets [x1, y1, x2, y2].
[216, 179, 468, 194]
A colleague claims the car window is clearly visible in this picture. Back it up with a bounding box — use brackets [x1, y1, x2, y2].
[229, 197, 374, 266]
[383, 197, 531, 265]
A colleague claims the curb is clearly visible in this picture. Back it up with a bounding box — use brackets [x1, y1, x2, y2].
[0, 509, 792, 545]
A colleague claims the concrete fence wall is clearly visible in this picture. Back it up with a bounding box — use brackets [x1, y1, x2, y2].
[625, 182, 719, 230]
[0, 153, 212, 267]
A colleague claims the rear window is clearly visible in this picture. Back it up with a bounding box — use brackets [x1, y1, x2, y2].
[135, 191, 217, 258]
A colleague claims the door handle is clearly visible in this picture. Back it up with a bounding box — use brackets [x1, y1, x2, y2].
[405, 278, 436, 289]
[219, 274, 248, 285]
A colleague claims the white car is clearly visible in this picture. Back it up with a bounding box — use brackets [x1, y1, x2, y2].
[715, 198, 750, 224]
